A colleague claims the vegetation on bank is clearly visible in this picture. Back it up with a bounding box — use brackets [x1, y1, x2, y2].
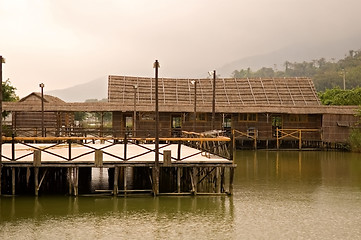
[232, 49, 361, 92]
[233, 49, 361, 152]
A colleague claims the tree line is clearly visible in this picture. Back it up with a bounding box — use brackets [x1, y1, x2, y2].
[232, 49, 361, 94]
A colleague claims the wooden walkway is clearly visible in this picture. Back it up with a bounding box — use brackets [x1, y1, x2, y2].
[0, 136, 236, 197]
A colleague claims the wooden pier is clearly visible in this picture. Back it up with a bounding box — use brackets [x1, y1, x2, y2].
[0, 136, 236, 197]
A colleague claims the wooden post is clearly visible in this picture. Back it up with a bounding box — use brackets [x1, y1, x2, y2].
[68, 140, 72, 161]
[177, 141, 181, 161]
[33, 150, 41, 167]
[211, 70, 216, 130]
[95, 150, 103, 168]
[228, 167, 234, 195]
[123, 167, 127, 196]
[114, 167, 119, 196]
[216, 167, 221, 193]
[163, 150, 171, 166]
[124, 133, 127, 161]
[12, 167, 16, 195]
[67, 167, 73, 196]
[0, 166, 2, 196]
[191, 167, 197, 195]
[276, 127, 280, 150]
[177, 167, 181, 193]
[26, 167, 31, 186]
[0, 56, 3, 196]
[299, 130, 302, 150]
[34, 167, 39, 196]
[232, 130, 236, 164]
[221, 167, 225, 193]
[154, 59, 160, 196]
[11, 134, 15, 161]
[73, 167, 79, 196]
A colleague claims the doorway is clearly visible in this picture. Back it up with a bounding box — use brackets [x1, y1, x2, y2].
[272, 115, 282, 137]
[171, 115, 182, 137]
[124, 115, 133, 137]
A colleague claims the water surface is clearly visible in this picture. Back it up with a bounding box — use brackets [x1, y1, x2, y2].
[1, 150, 361, 239]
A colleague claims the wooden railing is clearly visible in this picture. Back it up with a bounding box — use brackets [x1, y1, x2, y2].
[181, 131, 232, 160]
[276, 128, 321, 149]
[1, 135, 232, 164]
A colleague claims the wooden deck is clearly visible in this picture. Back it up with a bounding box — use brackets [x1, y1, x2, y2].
[0, 137, 235, 197]
[1, 142, 233, 166]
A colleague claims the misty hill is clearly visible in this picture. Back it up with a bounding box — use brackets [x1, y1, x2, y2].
[46, 34, 361, 102]
[218, 34, 361, 77]
[47, 77, 107, 102]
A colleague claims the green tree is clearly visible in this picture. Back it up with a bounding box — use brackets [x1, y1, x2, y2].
[231, 49, 361, 92]
[2, 79, 19, 118]
[2, 79, 18, 102]
[318, 87, 361, 105]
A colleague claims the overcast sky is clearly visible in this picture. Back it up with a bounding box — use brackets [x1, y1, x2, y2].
[1, 0, 361, 97]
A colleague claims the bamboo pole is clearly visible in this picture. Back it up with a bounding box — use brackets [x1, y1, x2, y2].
[12, 167, 16, 195]
[228, 167, 234, 195]
[216, 167, 221, 193]
[34, 167, 39, 196]
[74, 167, 79, 196]
[177, 167, 181, 193]
[114, 167, 119, 196]
[68, 167, 72, 196]
[123, 167, 127, 196]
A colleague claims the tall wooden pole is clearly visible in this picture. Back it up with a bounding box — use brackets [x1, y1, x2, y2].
[39, 83, 45, 137]
[211, 70, 216, 130]
[154, 60, 160, 195]
[193, 80, 197, 132]
[133, 84, 138, 137]
[0, 56, 3, 196]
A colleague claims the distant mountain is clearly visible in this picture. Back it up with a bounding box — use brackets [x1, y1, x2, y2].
[46, 35, 361, 102]
[218, 35, 361, 77]
[47, 77, 108, 102]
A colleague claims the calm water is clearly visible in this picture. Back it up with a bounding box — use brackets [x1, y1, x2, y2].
[1, 151, 361, 239]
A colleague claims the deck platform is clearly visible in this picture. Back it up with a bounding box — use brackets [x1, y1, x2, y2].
[0, 137, 236, 197]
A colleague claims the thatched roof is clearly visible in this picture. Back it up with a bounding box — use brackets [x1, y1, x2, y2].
[108, 76, 321, 106]
[2, 77, 358, 115]
[19, 92, 66, 104]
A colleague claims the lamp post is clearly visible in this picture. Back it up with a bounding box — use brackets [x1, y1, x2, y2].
[209, 70, 216, 130]
[342, 68, 346, 90]
[39, 83, 45, 137]
[0, 56, 4, 195]
[133, 84, 138, 137]
[153, 60, 160, 195]
[191, 80, 197, 132]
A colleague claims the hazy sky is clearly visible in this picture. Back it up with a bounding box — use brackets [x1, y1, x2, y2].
[1, 0, 361, 97]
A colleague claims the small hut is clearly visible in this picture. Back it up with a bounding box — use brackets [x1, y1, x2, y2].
[9, 92, 74, 137]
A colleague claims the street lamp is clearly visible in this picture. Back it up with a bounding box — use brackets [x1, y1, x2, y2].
[39, 83, 45, 137]
[133, 84, 138, 137]
[191, 80, 197, 132]
[153, 60, 160, 195]
[208, 70, 216, 130]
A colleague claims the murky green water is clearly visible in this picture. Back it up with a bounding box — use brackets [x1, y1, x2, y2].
[1, 151, 361, 239]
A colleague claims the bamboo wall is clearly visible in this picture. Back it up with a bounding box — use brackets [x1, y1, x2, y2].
[322, 114, 359, 143]
[112, 111, 324, 141]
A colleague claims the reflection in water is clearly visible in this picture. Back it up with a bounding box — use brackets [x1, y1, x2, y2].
[1, 151, 361, 239]
[0, 196, 235, 239]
